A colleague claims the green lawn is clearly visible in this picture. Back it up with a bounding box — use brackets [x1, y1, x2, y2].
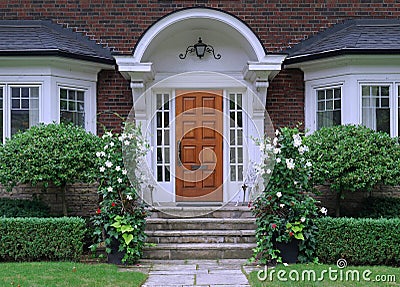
[248, 264, 399, 287]
[0, 262, 147, 287]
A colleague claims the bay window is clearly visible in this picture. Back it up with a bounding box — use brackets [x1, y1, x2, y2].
[10, 86, 39, 136]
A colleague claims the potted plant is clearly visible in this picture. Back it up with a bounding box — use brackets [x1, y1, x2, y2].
[251, 126, 327, 264]
[91, 123, 150, 265]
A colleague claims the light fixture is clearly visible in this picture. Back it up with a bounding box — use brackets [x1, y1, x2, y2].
[179, 37, 221, 60]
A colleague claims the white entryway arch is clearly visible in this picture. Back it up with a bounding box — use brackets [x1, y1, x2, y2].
[115, 7, 285, 204]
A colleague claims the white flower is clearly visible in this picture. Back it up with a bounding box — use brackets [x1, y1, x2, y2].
[122, 169, 128, 175]
[124, 140, 130, 146]
[126, 194, 133, 200]
[273, 148, 281, 154]
[286, 158, 295, 170]
[293, 134, 302, 148]
[110, 141, 115, 147]
[105, 160, 113, 168]
[300, 216, 306, 223]
[305, 161, 312, 168]
[104, 145, 108, 150]
[279, 203, 285, 208]
[276, 192, 282, 198]
[294, 181, 298, 185]
[107, 186, 113, 192]
[128, 133, 134, 140]
[96, 152, 101, 158]
[115, 166, 121, 171]
[99, 166, 105, 172]
[117, 178, 123, 183]
[100, 151, 106, 157]
[102, 131, 113, 139]
[266, 169, 272, 174]
[320, 207, 328, 215]
[273, 137, 279, 146]
[276, 157, 281, 163]
[275, 129, 280, 136]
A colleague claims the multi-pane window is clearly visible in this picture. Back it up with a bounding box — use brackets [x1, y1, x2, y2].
[229, 93, 244, 181]
[11, 86, 39, 136]
[60, 88, 85, 128]
[316, 87, 341, 130]
[156, 93, 171, 182]
[362, 85, 390, 134]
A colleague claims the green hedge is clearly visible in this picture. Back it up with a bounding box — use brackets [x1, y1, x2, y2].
[0, 217, 86, 262]
[316, 217, 400, 266]
[0, 198, 50, 218]
[358, 196, 400, 219]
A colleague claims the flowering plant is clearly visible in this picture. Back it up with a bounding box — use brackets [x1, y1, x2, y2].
[251, 126, 327, 264]
[91, 123, 150, 264]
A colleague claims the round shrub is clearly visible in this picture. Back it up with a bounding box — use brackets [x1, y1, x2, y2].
[305, 125, 400, 216]
[0, 123, 103, 215]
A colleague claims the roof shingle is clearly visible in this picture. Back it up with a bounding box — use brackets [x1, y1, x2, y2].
[285, 19, 400, 64]
[0, 20, 114, 64]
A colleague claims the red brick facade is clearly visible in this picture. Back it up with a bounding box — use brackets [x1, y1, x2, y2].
[2, 1, 399, 129]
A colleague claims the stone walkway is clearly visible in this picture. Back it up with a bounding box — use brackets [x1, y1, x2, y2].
[120, 259, 258, 287]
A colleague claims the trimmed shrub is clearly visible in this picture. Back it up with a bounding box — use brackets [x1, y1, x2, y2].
[305, 125, 400, 217]
[358, 197, 400, 219]
[0, 198, 50, 218]
[0, 123, 103, 215]
[316, 217, 400, 266]
[0, 217, 86, 262]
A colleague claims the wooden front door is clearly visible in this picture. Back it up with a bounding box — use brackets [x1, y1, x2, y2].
[175, 90, 223, 202]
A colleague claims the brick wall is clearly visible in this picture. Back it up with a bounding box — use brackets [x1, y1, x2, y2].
[0, 183, 99, 218]
[267, 69, 305, 129]
[97, 70, 133, 134]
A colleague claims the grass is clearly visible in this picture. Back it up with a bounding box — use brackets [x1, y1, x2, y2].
[248, 264, 400, 287]
[0, 262, 147, 287]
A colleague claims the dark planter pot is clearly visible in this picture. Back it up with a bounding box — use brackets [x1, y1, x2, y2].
[274, 239, 300, 264]
[107, 237, 125, 265]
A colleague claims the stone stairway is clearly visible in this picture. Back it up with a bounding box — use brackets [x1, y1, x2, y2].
[143, 205, 257, 260]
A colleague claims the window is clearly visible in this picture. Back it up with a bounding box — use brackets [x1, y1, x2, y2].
[316, 87, 341, 130]
[155, 93, 171, 182]
[10, 86, 39, 136]
[362, 85, 390, 134]
[229, 93, 244, 181]
[60, 88, 85, 128]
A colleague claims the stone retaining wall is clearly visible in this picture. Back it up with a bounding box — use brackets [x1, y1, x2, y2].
[0, 183, 99, 218]
[313, 185, 400, 217]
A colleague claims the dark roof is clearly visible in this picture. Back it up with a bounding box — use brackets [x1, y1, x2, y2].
[0, 20, 114, 65]
[285, 19, 400, 64]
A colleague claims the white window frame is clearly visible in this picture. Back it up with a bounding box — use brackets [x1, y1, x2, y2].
[58, 85, 88, 129]
[359, 83, 393, 135]
[314, 85, 342, 130]
[0, 83, 42, 142]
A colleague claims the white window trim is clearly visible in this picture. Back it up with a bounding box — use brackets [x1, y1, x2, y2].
[314, 84, 343, 131]
[0, 83, 42, 141]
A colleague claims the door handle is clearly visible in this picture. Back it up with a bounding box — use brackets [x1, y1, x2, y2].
[191, 165, 208, 171]
[177, 140, 182, 166]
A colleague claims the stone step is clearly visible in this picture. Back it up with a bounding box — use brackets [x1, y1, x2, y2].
[148, 205, 253, 219]
[145, 218, 256, 231]
[142, 243, 256, 260]
[146, 229, 256, 244]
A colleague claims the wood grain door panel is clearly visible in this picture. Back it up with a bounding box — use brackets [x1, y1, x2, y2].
[175, 90, 223, 202]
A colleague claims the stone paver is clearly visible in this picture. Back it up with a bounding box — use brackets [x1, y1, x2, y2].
[123, 259, 258, 287]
